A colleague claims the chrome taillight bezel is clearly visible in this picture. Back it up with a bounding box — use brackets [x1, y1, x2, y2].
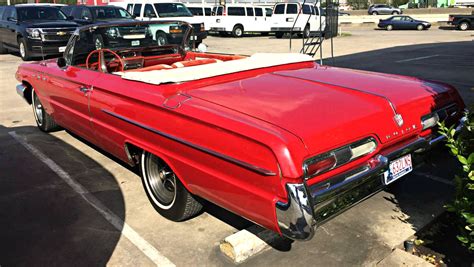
[303, 137, 378, 180]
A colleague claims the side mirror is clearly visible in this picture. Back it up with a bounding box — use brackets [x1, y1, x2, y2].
[82, 16, 90, 20]
[7, 17, 17, 23]
[57, 57, 67, 68]
[132, 15, 137, 19]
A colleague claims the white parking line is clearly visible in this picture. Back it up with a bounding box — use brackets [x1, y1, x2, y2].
[396, 54, 439, 63]
[9, 131, 175, 267]
[414, 171, 454, 186]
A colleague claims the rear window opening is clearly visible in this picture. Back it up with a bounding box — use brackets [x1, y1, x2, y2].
[274, 4, 285, 14]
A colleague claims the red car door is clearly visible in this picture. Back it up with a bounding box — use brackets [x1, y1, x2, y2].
[43, 64, 100, 142]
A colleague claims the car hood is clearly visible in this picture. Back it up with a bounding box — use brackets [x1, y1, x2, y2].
[186, 65, 459, 155]
[21, 20, 78, 28]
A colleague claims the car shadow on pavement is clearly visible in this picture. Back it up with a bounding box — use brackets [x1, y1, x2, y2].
[0, 124, 125, 266]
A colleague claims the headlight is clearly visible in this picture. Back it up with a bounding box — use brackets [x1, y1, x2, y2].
[106, 27, 119, 38]
[26, 28, 41, 40]
[169, 25, 182, 34]
[421, 104, 458, 130]
[303, 137, 377, 179]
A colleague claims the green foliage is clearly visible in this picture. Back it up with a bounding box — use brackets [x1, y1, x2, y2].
[439, 108, 474, 251]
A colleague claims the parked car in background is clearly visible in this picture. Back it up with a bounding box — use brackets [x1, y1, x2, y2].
[210, 4, 273, 37]
[448, 13, 474, 31]
[186, 4, 214, 31]
[338, 11, 350, 16]
[270, 2, 325, 38]
[378, 16, 431, 31]
[368, 4, 402, 15]
[0, 4, 78, 60]
[60, 5, 135, 26]
[116, 1, 207, 44]
[15, 20, 466, 241]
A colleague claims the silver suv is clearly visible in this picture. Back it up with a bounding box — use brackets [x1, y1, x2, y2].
[368, 4, 402, 15]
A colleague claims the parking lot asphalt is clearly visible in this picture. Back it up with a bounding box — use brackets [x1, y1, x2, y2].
[1, 28, 473, 266]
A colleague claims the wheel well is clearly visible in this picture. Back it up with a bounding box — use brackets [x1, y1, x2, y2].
[21, 81, 33, 104]
[124, 142, 143, 166]
[233, 24, 243, 30]
[459, 20, 471, 25]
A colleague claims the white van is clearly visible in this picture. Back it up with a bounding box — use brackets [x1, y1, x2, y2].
[186, 4, 214, 31]
[118, 1, 207, 44]
[270, 2, 325, 38]
[210, 4, 273, 37]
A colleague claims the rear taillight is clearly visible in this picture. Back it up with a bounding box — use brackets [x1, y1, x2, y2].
[449, 15, 454, 21]
[303, 137, 377, 179]
[200, 23, 205, 31]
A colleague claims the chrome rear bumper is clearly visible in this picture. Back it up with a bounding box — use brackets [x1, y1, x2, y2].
[276, 116, 467, 240]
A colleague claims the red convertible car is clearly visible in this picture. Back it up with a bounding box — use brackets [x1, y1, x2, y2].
[15, 21, 466, 240]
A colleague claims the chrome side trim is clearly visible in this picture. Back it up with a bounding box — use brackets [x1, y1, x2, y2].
[16, 84, 30, 104]
[101, 109, 277, 176]
[275, 183, 316, 240]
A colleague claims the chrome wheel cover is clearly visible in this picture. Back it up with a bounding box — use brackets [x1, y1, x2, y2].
[460, 23, 468, 31]
[142, 153, 176, 209]
[157, 35, 166, 46]
[20, 42, 26, 58]
[235, 28, 242, 36]
[32, 90, 43, 126]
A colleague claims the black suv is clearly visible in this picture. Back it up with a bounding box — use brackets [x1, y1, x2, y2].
[0, 4, 79, 61]
[61, 5, 136, 26]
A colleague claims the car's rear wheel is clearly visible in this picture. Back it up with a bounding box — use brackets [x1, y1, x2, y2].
[18, 38, 31, 61]
[392, 11, 399, 15]
[372, 11, 378, 15]
[386, 24, 393, 31]
[416, 24, 424, 31]
[459, 21, 470, 31]
[303, 25, 311, 38]
[275, 32, 284, 38]
[141, 151, 202, 221]
[32, 88, 60, 132]
[232, 25, 243, 38]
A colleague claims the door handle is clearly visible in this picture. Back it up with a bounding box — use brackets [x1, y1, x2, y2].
[79, 86, 91, 94]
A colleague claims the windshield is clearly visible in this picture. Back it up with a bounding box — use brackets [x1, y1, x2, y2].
[69, 22, 192, 66]
[17, 6, 67, 21]
[153, 3, 192, 17]
[92, 7, 133, 20]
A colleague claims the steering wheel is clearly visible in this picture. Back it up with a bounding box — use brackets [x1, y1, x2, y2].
[86, 49, 124, 73]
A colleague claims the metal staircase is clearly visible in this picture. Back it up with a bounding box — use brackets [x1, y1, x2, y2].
[289, 0, 339, 65]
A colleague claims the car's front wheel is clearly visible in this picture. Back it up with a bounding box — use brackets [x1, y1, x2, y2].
[18, 38, 31, 61]
[32, 88, 60, 132]
[386, 25, 393, 31]
[141, 151, 202, 221]
[372, 11, 378, 15]
[416, 24, 424, 31]
[459, 21, 470, 31]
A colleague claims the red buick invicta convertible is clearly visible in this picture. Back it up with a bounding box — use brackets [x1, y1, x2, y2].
[15, 21, 466, 240]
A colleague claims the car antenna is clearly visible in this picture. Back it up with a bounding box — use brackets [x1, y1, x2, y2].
[40, 45, 46, 64]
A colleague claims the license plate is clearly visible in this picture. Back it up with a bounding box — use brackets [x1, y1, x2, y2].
[131, 40, 140, 46]
[58, 46, 66, 53]
[384, 154, 413, 185]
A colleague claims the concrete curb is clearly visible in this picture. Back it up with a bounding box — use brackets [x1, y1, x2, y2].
[219, 225, 280, 264]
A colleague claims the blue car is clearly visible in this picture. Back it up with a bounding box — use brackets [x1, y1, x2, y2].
[378, 16, 431, 31]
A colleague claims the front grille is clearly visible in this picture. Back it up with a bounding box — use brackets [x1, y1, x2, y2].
[40, 28, 75, 42]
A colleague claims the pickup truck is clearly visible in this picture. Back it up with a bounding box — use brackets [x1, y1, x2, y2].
[448, 12, 474, 31]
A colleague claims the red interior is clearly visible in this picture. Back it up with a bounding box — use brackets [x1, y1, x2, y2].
[123, 52, 247, 73]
